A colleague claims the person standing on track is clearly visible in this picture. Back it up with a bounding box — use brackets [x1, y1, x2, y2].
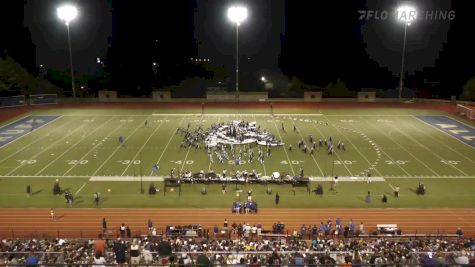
[50, 208, 56, 221]
[359, 222, 365, 235]
[102, 218, 107, 235]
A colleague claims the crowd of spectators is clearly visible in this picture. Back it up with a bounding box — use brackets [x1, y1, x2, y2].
[0, 233, 474, 266]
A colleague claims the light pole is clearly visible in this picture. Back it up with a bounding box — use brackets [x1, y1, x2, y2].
[396, 5, 416, 101]
[57, 4, 78, 99]
[227, 6, 248, 102]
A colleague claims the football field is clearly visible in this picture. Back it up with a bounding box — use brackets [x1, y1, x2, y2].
[0, 106, 474, 208]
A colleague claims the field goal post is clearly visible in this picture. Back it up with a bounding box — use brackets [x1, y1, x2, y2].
[456, 104, 475, 120]
[29, 94, 58, 105]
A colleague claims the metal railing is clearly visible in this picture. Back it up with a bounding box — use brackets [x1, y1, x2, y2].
[0, 227, 465, 240]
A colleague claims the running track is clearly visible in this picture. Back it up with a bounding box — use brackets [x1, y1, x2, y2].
[0, 208, 473, 239]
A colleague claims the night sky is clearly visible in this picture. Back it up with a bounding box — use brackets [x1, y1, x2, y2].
[2, 0, 475, 97]
[24, 0, 112, 75]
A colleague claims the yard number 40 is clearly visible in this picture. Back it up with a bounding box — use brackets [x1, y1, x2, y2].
[441, 160, 460, 165]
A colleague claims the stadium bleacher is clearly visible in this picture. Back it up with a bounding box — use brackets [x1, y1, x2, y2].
[0, 234, 473, 265]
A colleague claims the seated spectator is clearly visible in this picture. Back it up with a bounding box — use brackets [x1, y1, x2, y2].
[93, 251, 107, 267]
[455, 251, 469, 265]
[25, 251, 38, 267]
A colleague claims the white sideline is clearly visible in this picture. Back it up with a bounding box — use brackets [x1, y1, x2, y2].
[90, 176, 165, 181]
[151, 114, 323, 116]
[309, 176, 386, 182]
[0, 175, 474, 179]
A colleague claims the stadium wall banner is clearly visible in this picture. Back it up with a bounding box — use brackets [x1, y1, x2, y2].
[152, 91, 171, 102]
[357, 92, 376, 102]
[415, 115, 475, 148]
[206, 91, 268, 101]
[0, 115, 60, 148]
[0, 95, 26, 108]
[98, 90, 118, 102]
[29, 94, 58, 105]
[303, 91, 322, 102]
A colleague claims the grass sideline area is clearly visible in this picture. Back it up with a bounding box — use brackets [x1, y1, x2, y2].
[0, 106, 474, 208]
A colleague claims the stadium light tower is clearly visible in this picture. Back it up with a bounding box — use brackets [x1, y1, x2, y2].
[396, 5, 416, 101]
[57, 4, 78, 99]
[227, 6, 248, 102]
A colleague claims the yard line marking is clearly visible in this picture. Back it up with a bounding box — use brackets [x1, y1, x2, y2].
[0, 175, 91, 178]
[384, 175, 475, 179]
[207, 116, 221, 172]
[253, 115, 267, 177]
[390, 118, 468, 176]
[5, 118, 89, 176]
[323, 115, 414, 117]
[62, 118, 127, 176]
[4, 174, 470, 178]
[61, 113, 418, 117]
[0, 116, 72, 166]
[149, 116, 186, 176]
[374, 126, 440, 176]
[120, 116, 167, 176]
[92, 117, 150, 176]
[355, 116, 412, 176]
[270, 117, 295, 175]
[74, 183, 87, 196]
[34, 116, 112, 176]
[180, 116, 204, 173]
[308, 120, 353, 176]
[320, 115, 384, 177]
[287, 118, 324, 176]
[412, 116, 475, 163]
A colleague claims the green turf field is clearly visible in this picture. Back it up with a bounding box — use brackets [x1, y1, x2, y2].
[0, 107, 474, 208]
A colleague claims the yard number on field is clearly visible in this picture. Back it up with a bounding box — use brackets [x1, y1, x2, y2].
[117, 160, 141, 165]
[385, 160, 408, 165]
[171, 160, 194, 165]
[17, 159, 36, 165]
[441, 160, 460, 165]
[334, 160, 357, 165]
[66, 160, 88, 165]
[281, 160, 304, 165]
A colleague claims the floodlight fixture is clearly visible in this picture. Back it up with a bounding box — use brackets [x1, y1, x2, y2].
[57, 4, 78, 25]
[396, 5, 416, 25]
[227, 6, 248, 25]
